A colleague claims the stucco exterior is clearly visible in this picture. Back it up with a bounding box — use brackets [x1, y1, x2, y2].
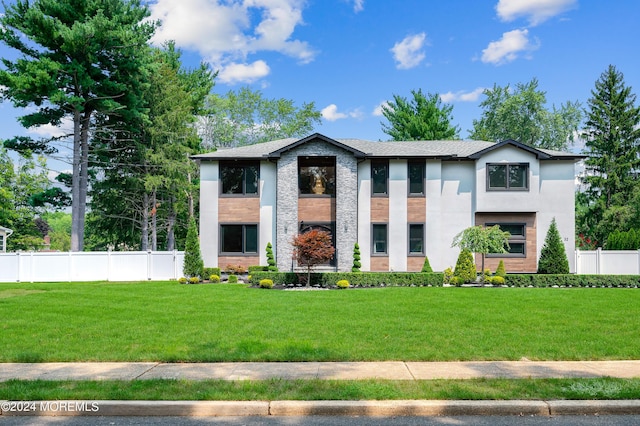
[195, 134, 583, 274]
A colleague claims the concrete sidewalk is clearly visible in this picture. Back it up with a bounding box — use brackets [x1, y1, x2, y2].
[2, 360, 640, 381]
[2, 361, 640, 417]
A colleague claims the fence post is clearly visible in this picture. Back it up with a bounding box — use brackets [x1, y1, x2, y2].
[596, 247, 602, 275]
[15, 252, 20, 282]
[575, 249, 579, 275]
[107, 249, 112, 281]
[147, 251, 152, 281]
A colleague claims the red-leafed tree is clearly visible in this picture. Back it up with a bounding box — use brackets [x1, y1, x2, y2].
[291, 229, 335, 286]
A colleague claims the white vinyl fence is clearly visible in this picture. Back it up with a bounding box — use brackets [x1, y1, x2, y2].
[575, 249, 640, 275]
[0, 251, 184, 282]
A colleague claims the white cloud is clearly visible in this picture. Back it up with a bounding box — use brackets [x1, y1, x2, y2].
[27, 116, 73, 139]
[481, 29, 538, 65]
[321, 104, 362, 121]
[352, 0, 364, 13]
[439, 88, 485, 103]
[149, 0, 315, 84]
[372, 101, 389, 117]
[390, 33, 427, 70]
[218, 60, 271, 84]
[496, 0, 577, 26]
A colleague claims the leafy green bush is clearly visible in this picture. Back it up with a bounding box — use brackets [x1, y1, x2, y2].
[490, 276, 506, 286]
[505, 274, 640, 288]
[421, 256, 433, 273]
[178, 277, 188, 284]
[248, 265, 268, 273]
[352, 243, 361, 272]
[228, 274, 238, 283]
[259, 279, 274, 289]
[266, 242, 278, 272]
[336, 279, 350, 289]
[249, 271, 444, 287]
[443, 267, 454, 284]
[454, 249, 476, 283]
[209, 274, 220, 283]
[482, 268, 492, 284]
[450, 276, 462, 287]
[204, 267, 221, 278]
[606, 229, 640, 250]
[495, 260, 506, 278]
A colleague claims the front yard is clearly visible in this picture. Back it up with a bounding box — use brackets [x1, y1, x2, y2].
[1, 282, 639, 362]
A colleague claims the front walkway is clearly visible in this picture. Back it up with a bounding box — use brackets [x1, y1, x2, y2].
[2, 360, 640, 381]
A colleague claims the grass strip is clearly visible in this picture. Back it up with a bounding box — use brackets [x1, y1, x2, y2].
[1, 378, 639, 401]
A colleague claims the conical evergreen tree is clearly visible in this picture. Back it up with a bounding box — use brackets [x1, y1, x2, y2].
[421, 256, 433, 273]
[453, 249, 476, 283]
[266, 242, 278, 271]
[352, 243, 361, 272]
[183, 216, 204, 279]
[537, 218, 570, 274]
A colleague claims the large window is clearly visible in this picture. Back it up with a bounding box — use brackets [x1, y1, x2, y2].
[408, 224, 424, 254]
[372, 224, 388, 254]
[486, 222, 526, 257]
[298, 156, 336, 195]
[371, 160, 388, 195]
[408, 161, 425, 195]
[220, 161, 259, 195]
[487, 163, 529, 191]
[220, 224, 258, 254]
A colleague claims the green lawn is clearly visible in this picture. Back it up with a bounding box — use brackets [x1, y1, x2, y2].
[1, 282, 639, 362]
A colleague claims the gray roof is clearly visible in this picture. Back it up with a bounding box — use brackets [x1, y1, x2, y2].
[192, 133, 585, 161]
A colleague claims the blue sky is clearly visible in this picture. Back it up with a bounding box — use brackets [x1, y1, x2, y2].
[2, 0, 640, 162]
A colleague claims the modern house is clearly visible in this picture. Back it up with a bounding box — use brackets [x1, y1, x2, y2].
[193, 133, 583, 273]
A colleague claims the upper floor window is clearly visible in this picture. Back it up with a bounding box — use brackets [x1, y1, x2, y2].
[371, 160, 388, 195]
[408, 161, 425, 195]
[299, 156, 336, 196]
[220, 161, 259, 195]
[487, 163, 529, 191]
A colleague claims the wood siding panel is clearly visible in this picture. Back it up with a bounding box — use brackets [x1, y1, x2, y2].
[407, 197, 426, 223]
[298, 197, 335, 222]
[407, 256, 425, 272]
[219, 256, 260, 271]
[370, 256, 389, 272]
[475, 213, 537, 273]
[371, 198, 389, 222]
[218, 198, 260, 222]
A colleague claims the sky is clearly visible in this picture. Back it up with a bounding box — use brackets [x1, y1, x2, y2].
[2, 0, 640, 166]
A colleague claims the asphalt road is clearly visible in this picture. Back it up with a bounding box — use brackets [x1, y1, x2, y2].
[1, 416, 640, 425]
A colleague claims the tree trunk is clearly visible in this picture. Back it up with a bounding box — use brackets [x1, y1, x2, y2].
[141, 192, 149, 251]
[151, 191, 157, 251]
[70, 110, 82, 252]
[166, 195, 176, 251]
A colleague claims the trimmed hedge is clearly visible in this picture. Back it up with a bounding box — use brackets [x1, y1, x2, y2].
[203, 267, 221, 278]
[505, 274, 640, 288]
[249, 272, 445, 287]
[248, 265, 268, 273]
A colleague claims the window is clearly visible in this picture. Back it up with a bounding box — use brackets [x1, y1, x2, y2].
[371, 160, 388, 195]
[487, 163, 529, 190]
[298, 157, 336, 195]
[220, 162, 259, 195]
[486, 223, 526, 257]
[408, 224, 424, 254]
[220, 224, 258, 254]
[408, 161, 425, 195]
[372, 224, 388, 254]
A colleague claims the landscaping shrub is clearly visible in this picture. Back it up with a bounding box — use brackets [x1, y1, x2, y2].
[490, 276, 506, 286]
[336, 279, 350, 289]
[178, 277, 188, 284]
[266, 242, 278, 272]
[225, 264, 246, 274]
[453, 249, 476, 283]
[538, 218, 570, 274]
[188, 276, 200, 284]
[443, 267, 454, 285]
[352, 243, 361, 272]
[421, 256, 433, 273]
[482, 268, 492, 284]
[249, 271, 444, 287]
[504, 274, 640, 288]
[203, 267, 221, 278]
[209, 274, 220, 283]
[259, 279, 274, 289]
[183, 217, 204, 279]
[248, 266, 268, 273]
[495, 260, 506, 278]
[606, 229, 640, 250]
[228, 274, 238, 284]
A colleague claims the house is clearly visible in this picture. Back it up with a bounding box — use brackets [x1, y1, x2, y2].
[193, 133, 584, 273]
[0, 226, 13, 253]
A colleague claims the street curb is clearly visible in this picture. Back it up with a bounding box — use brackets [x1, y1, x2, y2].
[2, 400, 640, 417]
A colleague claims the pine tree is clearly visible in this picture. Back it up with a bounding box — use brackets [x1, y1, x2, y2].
[352, 243, 361, 272]
[453, 249, 476, 283]
[183, 217, 204, 279]
[495, 260, 507, 278]
[537, 218, 570, 274]
[421, 256, 433, 273]
[266, 242, 278, 272]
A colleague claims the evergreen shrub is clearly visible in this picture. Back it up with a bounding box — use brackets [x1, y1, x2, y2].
[453, 249, 476, 283]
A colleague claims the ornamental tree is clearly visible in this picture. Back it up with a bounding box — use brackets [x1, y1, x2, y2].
[352, 243, 361, 272]
[183, 217, 204, 279]
[537, 218, 570, 274]
[266, 242, 278, 271]
[291, 229, 335, 286]
[452, 225, 510, 274]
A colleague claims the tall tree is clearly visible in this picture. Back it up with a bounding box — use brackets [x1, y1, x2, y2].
[470, 78, 582, 150]
[199, 87, 322, 149]
[381, 89, 460, 141]
[537, 218, 570, 274]
[0, 0, 157, 251]
[451, 225, 510, 274]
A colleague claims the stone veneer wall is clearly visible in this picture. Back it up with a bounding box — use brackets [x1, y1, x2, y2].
[276, 140, 358, 272]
